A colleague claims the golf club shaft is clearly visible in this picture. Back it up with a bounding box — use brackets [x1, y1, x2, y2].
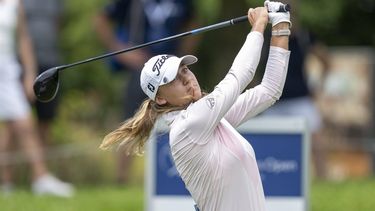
[56, 15, 249, 71]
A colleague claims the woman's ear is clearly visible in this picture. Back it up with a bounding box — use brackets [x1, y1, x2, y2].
[155, 96, 167, 105]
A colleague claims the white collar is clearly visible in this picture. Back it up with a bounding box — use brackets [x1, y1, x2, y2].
[161, 110, 181, 126]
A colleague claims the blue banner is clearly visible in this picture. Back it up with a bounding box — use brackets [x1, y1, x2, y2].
[155, 132, 303, 197]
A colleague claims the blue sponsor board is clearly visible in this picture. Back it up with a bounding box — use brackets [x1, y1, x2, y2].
[154, 132, 304, 197]
[155, 133, 189, 195]
[244, 134, 303, 196]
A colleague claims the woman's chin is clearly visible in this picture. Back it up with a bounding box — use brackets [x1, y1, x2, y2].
[193, 91, 202, 101]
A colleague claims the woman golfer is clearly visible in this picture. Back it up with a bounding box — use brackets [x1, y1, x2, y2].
[101, 2, 291, 210]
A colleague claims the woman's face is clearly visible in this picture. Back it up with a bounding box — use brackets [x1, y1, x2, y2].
[156, 65, 202, 107]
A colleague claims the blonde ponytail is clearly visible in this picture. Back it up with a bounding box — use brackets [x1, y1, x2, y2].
[100, 99, 186, 155]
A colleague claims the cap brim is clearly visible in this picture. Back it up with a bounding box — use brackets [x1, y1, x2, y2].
[181, 55, 198, 66]
[159, 55, 198, 86]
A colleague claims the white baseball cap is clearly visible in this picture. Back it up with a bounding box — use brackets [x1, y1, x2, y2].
[140, 54, 198, 100]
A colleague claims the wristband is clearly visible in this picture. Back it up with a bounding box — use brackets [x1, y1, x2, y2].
[272, 29, 291, 36]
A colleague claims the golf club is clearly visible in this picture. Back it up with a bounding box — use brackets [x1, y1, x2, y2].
[34, 4, 290, 102]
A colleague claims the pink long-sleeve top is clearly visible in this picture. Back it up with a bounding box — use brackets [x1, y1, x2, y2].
[162, 31, 291, 211]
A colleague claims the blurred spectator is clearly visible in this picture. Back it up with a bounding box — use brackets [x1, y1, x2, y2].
[0, 0, 73, 197]
[260, 0, 331, 179]
[94, 0, 199, 184]
[23, 0, 63, 147]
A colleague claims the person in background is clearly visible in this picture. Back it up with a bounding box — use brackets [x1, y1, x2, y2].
[23, 0, 63, 148]
[0, 0, 73, 197]
[94, 0, 199, 184]
[259, 0, 331, 179]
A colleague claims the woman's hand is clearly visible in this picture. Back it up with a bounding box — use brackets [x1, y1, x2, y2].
[265, 0, 291, 28]
[248, 7, 269, 33]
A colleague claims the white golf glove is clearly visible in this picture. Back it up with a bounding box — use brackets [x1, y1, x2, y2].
[264, 0, 292, 28]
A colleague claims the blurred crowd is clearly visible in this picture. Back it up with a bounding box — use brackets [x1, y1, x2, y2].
[1, 0, 374, 198]
[0, 0, 72, 197]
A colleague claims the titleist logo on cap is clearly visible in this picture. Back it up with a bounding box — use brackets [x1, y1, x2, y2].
[152, 55, 171, 76]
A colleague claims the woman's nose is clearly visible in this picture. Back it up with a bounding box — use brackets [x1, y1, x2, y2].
[182, 76, 190, 86]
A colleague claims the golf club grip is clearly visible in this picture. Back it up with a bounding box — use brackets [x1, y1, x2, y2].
[231, 16, 248, 24]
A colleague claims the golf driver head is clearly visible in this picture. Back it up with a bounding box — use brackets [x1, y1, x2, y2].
[33, 67, 60, 102]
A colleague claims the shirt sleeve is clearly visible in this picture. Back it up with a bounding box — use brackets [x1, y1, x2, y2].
[182, 31, 264, 144]
[224, 46, 291, 127]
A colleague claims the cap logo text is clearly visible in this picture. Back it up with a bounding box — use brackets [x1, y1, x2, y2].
[147, 83, 156, 93]
[152, 55, 171, 76]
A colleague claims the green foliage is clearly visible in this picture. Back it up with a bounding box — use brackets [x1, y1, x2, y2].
[60, 0, 123, 128]
[299, 1, 342, 28]
[194, 0, 222, 22]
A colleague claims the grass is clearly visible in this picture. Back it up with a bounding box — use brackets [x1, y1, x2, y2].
[311, 178, 375, 211]
[1, 178, 375, 211]
[0, 185, 143, 211]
